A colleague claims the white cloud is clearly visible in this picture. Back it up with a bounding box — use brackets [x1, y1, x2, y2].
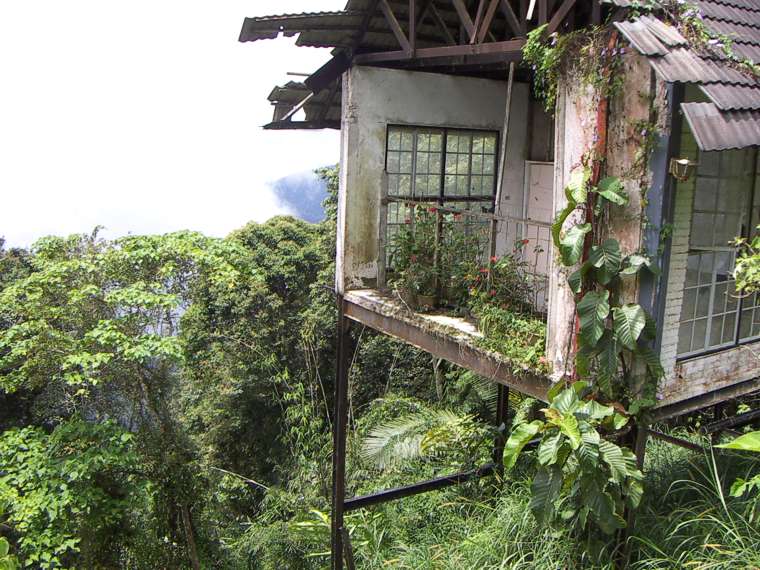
[0, 0, 344, 247]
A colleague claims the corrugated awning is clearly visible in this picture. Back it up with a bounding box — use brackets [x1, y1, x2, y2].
[681, 102, 760, 151]
[614, 1, 760, 150]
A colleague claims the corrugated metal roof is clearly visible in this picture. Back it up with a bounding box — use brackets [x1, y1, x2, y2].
[616, 0, 760, 149]
[700, 83, 760, 109]
[703, 18, 760, 44]
[266, 81, 341, 124]
[697, 0, 760, 27]
[681, 101, 760, 150]
[648, 48, 758, 84]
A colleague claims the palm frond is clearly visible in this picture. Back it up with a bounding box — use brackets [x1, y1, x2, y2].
[361, 409, 466, 470]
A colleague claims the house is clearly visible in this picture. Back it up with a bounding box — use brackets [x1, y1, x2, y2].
[241, 1, 760, 566]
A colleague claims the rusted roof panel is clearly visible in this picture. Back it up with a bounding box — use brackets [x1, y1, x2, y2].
[266, 81, 342, 124]
[706, 0, 760, 11]
[639, 15, 688, 47]
[700, 83, 760, 109]
[614, 20, 668, 56]
[704, 17, 760, 43]
[681, 101, 760, 150]
[648, 48, 758, 84]
[239, 11, 362, 43]
[697, 0, 760, 27]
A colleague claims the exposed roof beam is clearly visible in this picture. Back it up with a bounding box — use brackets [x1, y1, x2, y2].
[451, 0, 476, 41]
[354, 38, 525, 64]
[379, 0, 411, 52]
[475, 0, 499, 43]
[547, 0, 576, 34]
[500, 0, 524, 37]
[263, 120, 341, 130]
[430, 1, 458, 45]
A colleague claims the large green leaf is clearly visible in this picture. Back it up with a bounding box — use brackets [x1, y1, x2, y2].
[636, 345, 664, 380]
[595, 176, 628, 206]
[537, 431, 564, 465]
[588, 239, 622, 285]
[581, 475, 626, 534]
[559, 223, 592, 266]
[545, 408, 582, 450]
[552, 200, 577, 248]
[599, 440, 628, 484]
[577, 421, 601, 469]
[576, 400, 614, 421]
[530, 464, 564, 524]
[612, 304, 646, 350]
[568, 261, 592, 294]
[594, 330, 621, 398]
[620, 253, 658, 276]
[577, 290, 610, 348]
[567, 167, 590, 203]
[550, 387, 580, 413]
[716, 431, 760, 453]
[503, 420, 543, 470]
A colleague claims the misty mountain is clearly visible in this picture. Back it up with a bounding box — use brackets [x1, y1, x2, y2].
[271, 171, 329, 223]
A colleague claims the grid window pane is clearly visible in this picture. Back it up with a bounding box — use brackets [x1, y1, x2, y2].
[384, 126, 498, 271]
[677, 145, 757, 357]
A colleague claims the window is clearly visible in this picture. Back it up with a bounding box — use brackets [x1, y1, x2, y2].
[385, 126, 499, 266]
[677, 148, 760, 357]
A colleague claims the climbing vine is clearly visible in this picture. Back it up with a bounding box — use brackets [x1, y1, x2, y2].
[506, 18, 666, 539]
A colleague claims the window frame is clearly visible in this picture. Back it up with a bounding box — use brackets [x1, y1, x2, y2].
[676, 148, 760, 361]
[383, 124, 501, 207]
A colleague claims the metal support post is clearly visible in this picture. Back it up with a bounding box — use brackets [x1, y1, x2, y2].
[493, 384, 510, 471]
[331, 296, 352, 570]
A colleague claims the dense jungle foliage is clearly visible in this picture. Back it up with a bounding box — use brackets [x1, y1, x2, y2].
[0, 168, 759, 569]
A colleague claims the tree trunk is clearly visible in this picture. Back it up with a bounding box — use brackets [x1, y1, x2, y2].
[181, 504, 201, 570]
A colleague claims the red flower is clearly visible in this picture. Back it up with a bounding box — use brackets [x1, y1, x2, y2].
[490, 256, 498, 263]
[479, 268, 490, 274]
[453, 213, 463, 221]
[489, 289, 497, 297]
[404, 218, 411, 223]
[410, 254, 418, 262]
[428, 207, 438, 213]
[522, 239, 530, 245]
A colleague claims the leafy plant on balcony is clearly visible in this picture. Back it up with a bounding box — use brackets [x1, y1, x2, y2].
[388, 206, 439, 305]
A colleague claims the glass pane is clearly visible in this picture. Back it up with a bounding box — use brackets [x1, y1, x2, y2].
[388, 129, 401, 151]
[696, 287, 711, 318]
[680, 288, 697, 320]
[693, 318, 708, 351]
[678, 321, 693, 354]
[710, 315, 724, 347]
[686, 254, 699, 287]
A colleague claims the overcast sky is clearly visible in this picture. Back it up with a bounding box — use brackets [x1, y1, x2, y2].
[0, 1, 345, 248]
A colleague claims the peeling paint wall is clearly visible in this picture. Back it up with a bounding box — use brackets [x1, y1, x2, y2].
[336, 65, 531, 293]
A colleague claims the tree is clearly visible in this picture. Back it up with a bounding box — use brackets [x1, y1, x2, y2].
[0, 229, 249, 568]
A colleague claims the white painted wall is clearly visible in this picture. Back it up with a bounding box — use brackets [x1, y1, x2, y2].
[336, 65, 530, 293]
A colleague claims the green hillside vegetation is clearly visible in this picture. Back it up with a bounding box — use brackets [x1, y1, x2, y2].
[0, 167, 759, 569]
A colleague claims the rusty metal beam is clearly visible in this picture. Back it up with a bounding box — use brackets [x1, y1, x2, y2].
[547, 0, 576, 34]
[345, 463, 496, 511]
[646, 429, 705, 453]
[430, 1, 458, 45]
[343, 294, 551, 400]
[451, 0, 476, 40]
[652, 378, 760, 422]
[409, 0, 417, 54]
[500, 0, 524, 37]
[354, 38, 525, 64]
[475, 0, 500, 43]
[539, 0, 547, 24]
[702, 408, 760, 434]
[379, 0, 411, 52]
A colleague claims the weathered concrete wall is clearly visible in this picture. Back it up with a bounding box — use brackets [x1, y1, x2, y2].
[546, 52, 668, 381]
[336, 65, 530, 293]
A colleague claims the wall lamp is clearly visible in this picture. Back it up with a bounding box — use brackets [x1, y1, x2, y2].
[669, 157, 698, 182]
